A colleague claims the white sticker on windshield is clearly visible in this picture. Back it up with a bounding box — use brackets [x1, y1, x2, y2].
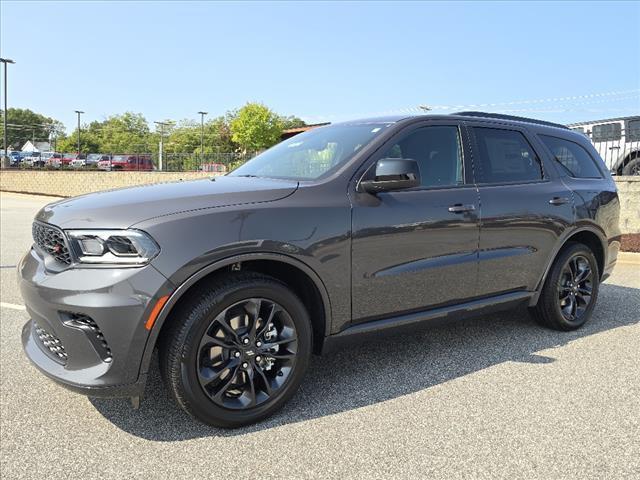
[371, 127, 381, 133]
[288, 141, 303, 148]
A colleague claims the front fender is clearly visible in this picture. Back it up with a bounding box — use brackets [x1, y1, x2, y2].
[136, 251, 334, 380]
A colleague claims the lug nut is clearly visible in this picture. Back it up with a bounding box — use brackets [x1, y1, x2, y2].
[256, 341, 262, 347]
[255, 355, 262, 362]
[242, 338, 250, 345]
[234, 351, 241, 358]
[242, 362, 249, 369]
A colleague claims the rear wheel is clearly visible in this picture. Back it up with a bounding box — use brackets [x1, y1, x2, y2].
[159, 272, 311, 427]
[622, 157, 640, 176]
[532, 243, 599, 331]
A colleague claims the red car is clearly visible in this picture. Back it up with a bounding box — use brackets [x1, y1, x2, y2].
[200, 162, 228, 173]
[98, 154, 154, 171]
[47, 153, 84, 168]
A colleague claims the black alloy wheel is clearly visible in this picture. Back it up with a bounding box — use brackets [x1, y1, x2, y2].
[197, 298, 298, 409]
[532, 242, 599, 331]
[557, 254, 594, 322]
[160, 272, 311, 427]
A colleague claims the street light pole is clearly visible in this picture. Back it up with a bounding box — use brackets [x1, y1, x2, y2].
[154, 121, 172, 171]
[74, 110, 84, 155]
[198, 111, 207, 162]
[1, 58, 16, 164]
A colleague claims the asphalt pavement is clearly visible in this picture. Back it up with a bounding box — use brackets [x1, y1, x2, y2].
[1, 191, 639, 479]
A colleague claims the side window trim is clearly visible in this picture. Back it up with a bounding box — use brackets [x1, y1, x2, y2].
[468, 124, 548, 186]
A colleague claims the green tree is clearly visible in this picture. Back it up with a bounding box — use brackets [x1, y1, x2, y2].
[0, 108, 65, 150]
[230, 103, 283, 152]
[97, 112, 151, 154]
[280, 115, 306, 130]
[54, 130, 100, 154]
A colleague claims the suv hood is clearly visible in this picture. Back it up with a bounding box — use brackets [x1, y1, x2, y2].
[35, 176, 299, 229]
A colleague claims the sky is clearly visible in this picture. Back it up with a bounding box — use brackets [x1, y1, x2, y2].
[1, 1, 639, 132]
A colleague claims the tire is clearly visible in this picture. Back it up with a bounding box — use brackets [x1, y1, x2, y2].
[159, 272, 312, 428]
[622, 157, 640, 176]
[532, 242, 599, 331]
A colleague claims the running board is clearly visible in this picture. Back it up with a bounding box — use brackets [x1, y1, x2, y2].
[323, 291, 533, 353]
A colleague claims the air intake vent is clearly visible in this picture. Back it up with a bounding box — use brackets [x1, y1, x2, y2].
[62, 313, 112, 363]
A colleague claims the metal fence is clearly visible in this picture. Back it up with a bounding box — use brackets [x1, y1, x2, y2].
[161, 152, 259, 173]
[8, 151, 260, 172]
[569, 120, 640, 175]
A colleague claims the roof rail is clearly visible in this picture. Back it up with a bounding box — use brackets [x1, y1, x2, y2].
[454, 111, 569, 130]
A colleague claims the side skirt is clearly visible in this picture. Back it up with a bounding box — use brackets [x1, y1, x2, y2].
[321, 291, 533, 354]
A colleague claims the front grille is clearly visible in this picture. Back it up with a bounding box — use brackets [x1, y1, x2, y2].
[62, 313, 112, 363]
[32, 222, 72, 265]
[34, 323, 68, 364]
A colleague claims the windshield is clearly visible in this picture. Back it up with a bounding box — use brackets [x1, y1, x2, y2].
[229, 123, 392, 180]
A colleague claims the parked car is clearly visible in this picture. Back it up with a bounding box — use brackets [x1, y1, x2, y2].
[22, 152, 42, 167]
[568, 116, 640, 175]
[9, 151, 23, 166]
[200, 162, 228, 173]
[49, 153, 86, 168]
[42, 153, 63, 167]
[72, 153, 108, 168]
[98, 154, 153, 171]
[19, 112, 620, 427]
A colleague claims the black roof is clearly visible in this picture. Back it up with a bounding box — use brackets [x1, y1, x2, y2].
[338, 112, 570, 130]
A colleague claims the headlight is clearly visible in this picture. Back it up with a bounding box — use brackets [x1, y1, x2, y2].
[65, 229, 160, 266]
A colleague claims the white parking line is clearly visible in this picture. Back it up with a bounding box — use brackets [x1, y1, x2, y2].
[0, 302, 26, 311]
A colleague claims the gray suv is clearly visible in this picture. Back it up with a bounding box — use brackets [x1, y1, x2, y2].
[19, 112, 621, 427]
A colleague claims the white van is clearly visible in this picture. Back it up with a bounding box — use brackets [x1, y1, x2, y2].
[567, 116, 640, 175]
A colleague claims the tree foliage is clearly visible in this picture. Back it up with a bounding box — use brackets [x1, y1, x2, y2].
[10, 103, 306, 156]
[0, 108, 65, 150]
[230, 103, 284, 151]
[280, 115, 307, 130]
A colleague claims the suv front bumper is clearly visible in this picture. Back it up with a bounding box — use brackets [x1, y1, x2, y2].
[19, 247, 171, 397]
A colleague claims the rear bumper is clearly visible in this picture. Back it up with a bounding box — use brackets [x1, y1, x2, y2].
[19, 247, 171, 397]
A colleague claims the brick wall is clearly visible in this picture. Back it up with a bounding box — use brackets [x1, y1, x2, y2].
[615, 177, 640, 234]
[1, 170, 638, 234]
[0, 170, 223, 198]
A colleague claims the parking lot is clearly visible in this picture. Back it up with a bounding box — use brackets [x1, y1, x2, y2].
[1, 191, 639, 479]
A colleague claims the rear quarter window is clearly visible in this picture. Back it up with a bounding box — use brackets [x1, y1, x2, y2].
[539, 134, 602, 178]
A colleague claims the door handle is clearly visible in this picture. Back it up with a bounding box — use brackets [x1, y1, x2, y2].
[448, 204, 475, 213]
[549, 197, 569, 205]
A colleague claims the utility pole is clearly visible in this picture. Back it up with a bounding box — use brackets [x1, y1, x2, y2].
[74, 110, 84, 155]
[198, 111, 207, 162]
[154, 121, 172, 171]
[1, 58, 16, 164]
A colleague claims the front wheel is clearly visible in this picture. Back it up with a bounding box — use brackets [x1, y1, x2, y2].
[159, 272, 312, 427]
[532, 243, 599, 331]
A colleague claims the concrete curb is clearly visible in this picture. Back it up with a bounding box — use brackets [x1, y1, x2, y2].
[617, 252, 640, 265]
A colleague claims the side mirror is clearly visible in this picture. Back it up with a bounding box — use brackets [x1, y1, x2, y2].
[359, 158, 421, 193]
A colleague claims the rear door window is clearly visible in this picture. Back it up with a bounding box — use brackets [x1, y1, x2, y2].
[627, 119, 640, 142]
[539, 135, 602, 178]
[592, 123, 622, 142]
[472, 127, 543, 184]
